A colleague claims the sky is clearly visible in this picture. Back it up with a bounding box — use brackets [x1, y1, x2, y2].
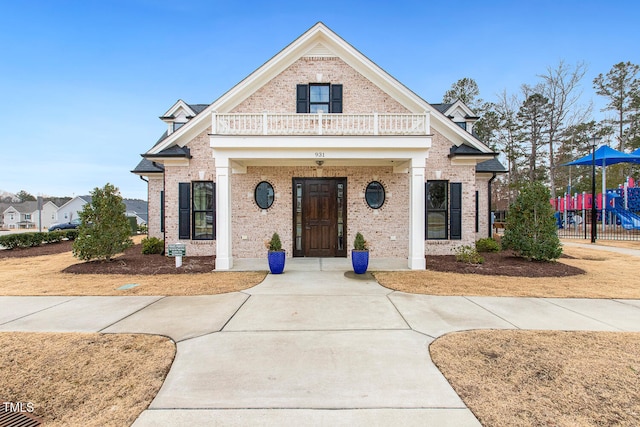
[1, 0, 639, 200]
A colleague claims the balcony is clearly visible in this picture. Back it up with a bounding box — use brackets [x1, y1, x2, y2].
[211, 112, 430, 136]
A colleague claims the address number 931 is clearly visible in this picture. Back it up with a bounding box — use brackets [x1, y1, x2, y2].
[315, 152, 325, 158]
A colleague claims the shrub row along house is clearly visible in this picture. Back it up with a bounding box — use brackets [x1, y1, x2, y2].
[132, 23, 506, 270]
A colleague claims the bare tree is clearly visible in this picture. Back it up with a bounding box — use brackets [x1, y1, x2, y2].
[539, 61, 589, 199]
[494, 90, 525, 203]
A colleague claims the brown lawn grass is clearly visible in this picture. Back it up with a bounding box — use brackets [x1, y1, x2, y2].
[375, 245, 640, 298]
[0, 250, 266, 296]
[2, 242, 640, 426]
[431, 330, 640, 427]
[0, 332, 175, 427]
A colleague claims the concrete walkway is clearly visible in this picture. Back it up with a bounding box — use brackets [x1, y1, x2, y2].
[2, 259, 640, 426]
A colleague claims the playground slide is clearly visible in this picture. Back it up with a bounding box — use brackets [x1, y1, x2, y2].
[612, 209, 640, 230]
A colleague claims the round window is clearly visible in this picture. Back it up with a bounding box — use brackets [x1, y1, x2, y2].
[255, 181, 274, 209]
[365, 181, 385, 209]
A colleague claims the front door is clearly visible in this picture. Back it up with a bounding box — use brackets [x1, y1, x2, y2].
[293, 178, 346, 257]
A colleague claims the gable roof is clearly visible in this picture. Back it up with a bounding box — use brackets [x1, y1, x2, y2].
[146, 22, 494, 156]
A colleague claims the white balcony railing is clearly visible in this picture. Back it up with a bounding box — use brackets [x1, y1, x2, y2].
[211, 112, 430, 136]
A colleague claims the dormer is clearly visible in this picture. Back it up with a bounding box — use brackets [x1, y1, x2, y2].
[160, 100, 205, 136]
[437, 100, 479, 135]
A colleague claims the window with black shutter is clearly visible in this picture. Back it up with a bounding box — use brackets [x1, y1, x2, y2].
[425, 181, 462, 240]
[192, 181, 215, 240]
[296, 84, 342, 113]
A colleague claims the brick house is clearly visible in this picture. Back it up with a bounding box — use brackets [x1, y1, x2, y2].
[132, 22, 505, 270]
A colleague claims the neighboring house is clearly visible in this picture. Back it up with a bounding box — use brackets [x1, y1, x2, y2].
[2, 202, 38, 229]
[124, 199, 149, 225]
[32, 201, 59, 230]
[132, 22, 506, 270]
[56, 196, 91, 224]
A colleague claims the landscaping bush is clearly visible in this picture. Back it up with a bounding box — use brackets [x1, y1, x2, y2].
[0, 234, 22, 249]
[454, 245, 484, 264]
[142, 237, 164, 255]
[476, 237, 501, 253]
[64, 229, 78, 240]
[44, 231, 64, 244]
[72, 183, 133, 262]
[502, 181, 562, 261]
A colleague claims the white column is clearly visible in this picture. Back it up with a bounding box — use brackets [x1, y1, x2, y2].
[408, 156, 426, 269]
[215, 156, 233, 270]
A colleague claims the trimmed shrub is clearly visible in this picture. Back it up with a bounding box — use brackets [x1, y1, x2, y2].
[502, 181, 562, 261]
[353, 232, 369, 251]
[454, 245, 484, 264]
[0, 234, 22, 249]
[476, 237, 501, 253]
[44, 231, 64, 244]
[72, 183, 133, 262]
[142, 237, 164, 255]
[64, 229, 78, 240]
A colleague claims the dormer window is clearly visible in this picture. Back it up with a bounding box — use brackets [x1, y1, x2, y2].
[455, 121, 467, 131]
[173, 122, 185, 131]
[296, 84, 342, 113]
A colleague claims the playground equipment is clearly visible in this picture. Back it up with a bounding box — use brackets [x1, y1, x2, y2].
[608, 194, 640, 230]
[552, 177, 640, 238]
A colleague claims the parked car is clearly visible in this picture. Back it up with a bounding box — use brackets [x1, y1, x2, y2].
[48, 218, 81, 231]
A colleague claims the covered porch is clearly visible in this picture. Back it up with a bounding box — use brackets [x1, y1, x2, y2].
[211, 134, 431, 271]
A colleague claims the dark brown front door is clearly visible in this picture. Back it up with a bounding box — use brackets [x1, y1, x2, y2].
[293, 178, 346, 257]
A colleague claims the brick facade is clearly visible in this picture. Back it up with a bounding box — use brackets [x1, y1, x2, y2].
[231, 166, 409, 259]
[232, 57, 410, 115]
[143, 38, 497, 265]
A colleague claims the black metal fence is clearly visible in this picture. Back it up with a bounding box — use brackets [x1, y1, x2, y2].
[492, 209, 640, 241]
[555, 209, 640, 241]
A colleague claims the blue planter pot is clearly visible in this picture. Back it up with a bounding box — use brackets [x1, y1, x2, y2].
[268, 251, 286, 274]
[351, 250, 369, 274]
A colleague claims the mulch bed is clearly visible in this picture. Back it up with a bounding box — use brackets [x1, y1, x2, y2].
[62, 244, 215, 274]
[0, 240, 75, 258]
[426, 251, 584, 277]
[0, 240, 214, 274]
[2, 240, 583, 277]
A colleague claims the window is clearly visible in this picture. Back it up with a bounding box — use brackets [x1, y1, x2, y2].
[296, 84, 343, 113]
[425, 181, 462, 240]
[455, 121, 467, 130]
[192, 181, 215, 240]
[310, 84, 329, 113]
[365, 181, 385, 209]
[173, 122, 185, 131]
[426, 181, 448, 239]
[254, 181, 274, 209]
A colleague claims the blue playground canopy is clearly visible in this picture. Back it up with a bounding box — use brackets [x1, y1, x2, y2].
[562, 145, 640, 167]
[562, 145, 640, 230]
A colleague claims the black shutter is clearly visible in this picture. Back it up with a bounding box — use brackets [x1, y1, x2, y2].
[331, 84, 343, 113]
[450, 183, 462, 240]
[296, 84, 309, 113]
[475, 190, 479, 233]
[160, 190, 165, 233]
[178, 183, 190, 239]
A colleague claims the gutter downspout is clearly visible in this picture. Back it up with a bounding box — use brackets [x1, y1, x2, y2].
[488, 172, 497, 238]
